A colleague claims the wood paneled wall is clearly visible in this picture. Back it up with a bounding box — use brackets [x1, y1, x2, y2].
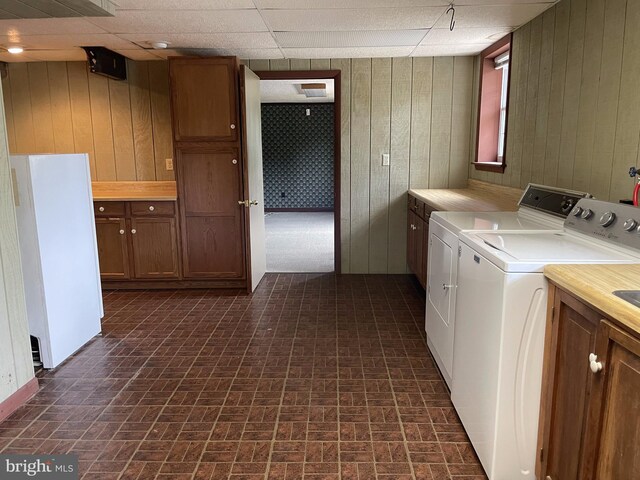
[0, 80, 35, 404]
[249, 57, 475, 274]
[471, 0, 640, 201]
[2, 60, 174, 182]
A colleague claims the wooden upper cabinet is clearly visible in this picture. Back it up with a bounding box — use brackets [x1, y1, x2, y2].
[178, 147, 241, 215]
[95, 217, 130, 280]
[169, 57, 239, 142]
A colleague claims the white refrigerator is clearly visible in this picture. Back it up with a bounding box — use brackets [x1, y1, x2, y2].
[11, 154, 103, 369]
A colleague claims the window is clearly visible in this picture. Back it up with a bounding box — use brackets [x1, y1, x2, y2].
[474, 35, 512, 173]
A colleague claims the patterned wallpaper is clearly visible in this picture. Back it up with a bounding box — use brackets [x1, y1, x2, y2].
[261, 103, 334, 209]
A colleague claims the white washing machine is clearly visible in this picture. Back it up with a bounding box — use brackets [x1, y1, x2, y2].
[452, 198, 640, 480]
[426, 184, 590, 388]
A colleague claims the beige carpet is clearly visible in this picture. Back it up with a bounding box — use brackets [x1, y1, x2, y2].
[265, 212, 334, 272]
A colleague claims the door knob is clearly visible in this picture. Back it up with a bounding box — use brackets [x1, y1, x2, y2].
[249, 200, 259, 206]
[131, 229, 137, 234]
[589, 353, 603, 373]
[238, 200, 249, 207]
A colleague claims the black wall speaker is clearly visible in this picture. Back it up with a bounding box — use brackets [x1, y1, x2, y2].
[82, 47, 127, 80]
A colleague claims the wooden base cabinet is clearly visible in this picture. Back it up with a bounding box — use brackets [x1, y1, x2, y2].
[537, 285, 640, 480]
[130, 217, 180, 279]
[95, 201, 180, 282]
[407, 194, 430, 288]
[95, 217, 130, 280]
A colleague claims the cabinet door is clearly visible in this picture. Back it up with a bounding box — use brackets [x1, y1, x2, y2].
[169, 57, 238, 142]
[130, 217, 180, 279]
[587, 322, 640, 480]
[176, 147, 245, 278]
[407, 210, 417, 274]
[95, 217, 130, 279]
[415, 216, 425, 288]
[539, 289, 601, 480]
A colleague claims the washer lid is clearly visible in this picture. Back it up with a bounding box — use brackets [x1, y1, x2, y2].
[431, 211, 558, 234]
[461, 231, 640, 273]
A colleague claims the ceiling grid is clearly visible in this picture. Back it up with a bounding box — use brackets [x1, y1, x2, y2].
[0, 0, 558, 62]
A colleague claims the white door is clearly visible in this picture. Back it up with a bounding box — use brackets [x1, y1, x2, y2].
[240, 66, 266, 292]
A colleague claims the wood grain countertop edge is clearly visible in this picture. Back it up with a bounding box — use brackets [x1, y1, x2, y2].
[544, 264, 640, 337]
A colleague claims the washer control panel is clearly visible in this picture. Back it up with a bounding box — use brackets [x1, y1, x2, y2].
[566, 199, 640, 252]
[518, 184, 591, 218]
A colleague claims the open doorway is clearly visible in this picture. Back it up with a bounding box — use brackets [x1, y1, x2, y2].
[256, 70, 340, 273]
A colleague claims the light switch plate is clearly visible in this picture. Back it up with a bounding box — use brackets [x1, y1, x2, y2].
[165, 158, 173, 171]
[382, 153, 390, 166]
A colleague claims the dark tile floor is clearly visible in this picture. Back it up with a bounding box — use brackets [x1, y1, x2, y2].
[0, 274, 486, 479]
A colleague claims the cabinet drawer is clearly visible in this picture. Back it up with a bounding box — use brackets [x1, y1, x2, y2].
[408, 196, 425, 219]
[95, 201, 125, 216]
[131, 201, 176, 217]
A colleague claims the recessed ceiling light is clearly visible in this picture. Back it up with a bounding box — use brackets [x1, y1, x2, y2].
[7, 46, 24, 54]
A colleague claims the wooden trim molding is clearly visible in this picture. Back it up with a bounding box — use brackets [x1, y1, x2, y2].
[0, 378, 38, 422]
[472, 161, 507, 173]
[265, 208, 334, 213]
[255, 69, 342, 274]
[475, 34, 512, 173]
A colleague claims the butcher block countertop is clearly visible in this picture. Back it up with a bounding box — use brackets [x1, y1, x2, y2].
[92, 181, 177, 201]
[409, 179, 523, 212]
[544, 264, 640, 336]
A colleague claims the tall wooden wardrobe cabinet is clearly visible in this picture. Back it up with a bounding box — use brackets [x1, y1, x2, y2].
[169, 57, 247, 286]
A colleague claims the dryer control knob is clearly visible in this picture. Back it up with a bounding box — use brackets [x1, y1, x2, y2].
[580, 209, 594, 220]
[623, 219, 638, 232]
[599, 211, 616, 227]
[571, 206, 583, 217]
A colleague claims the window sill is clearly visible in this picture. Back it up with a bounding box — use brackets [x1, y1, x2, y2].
[473, 161, 506, 173]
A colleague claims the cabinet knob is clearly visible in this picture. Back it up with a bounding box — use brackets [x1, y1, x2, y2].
[98, 206, 105, 212]
[131, 229, 137, 234]
[443, 284, 454, 290]
[232, 159, 238, 165]
[119, 229, 125, 235]
[589, 353, 603, 373]
[148, 205, 155, 211]
[230, 123, 236, 129]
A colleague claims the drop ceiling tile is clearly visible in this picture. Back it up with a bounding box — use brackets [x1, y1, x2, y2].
[0, 18, 107, 36]
[412, 43, 490, 56]
[420, 27, 512, 45]
[433, 4, 551, 28]
[263, 7, 444, 31]
[24, 48, 88, 61]
[282, 46, 414, 58]
[114, 48, 159, 60]
[261, 0, 448, 7]
[0, 33, 135, 50]
[0, 51, 33, 61]
[275, 30, 428, 48]
[113, 0, 254, 9]
[87, 9, 267, 34]
[456, 0, 554, 4]
[150, 47, 283, 59]
[120, 32, 277, 49]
